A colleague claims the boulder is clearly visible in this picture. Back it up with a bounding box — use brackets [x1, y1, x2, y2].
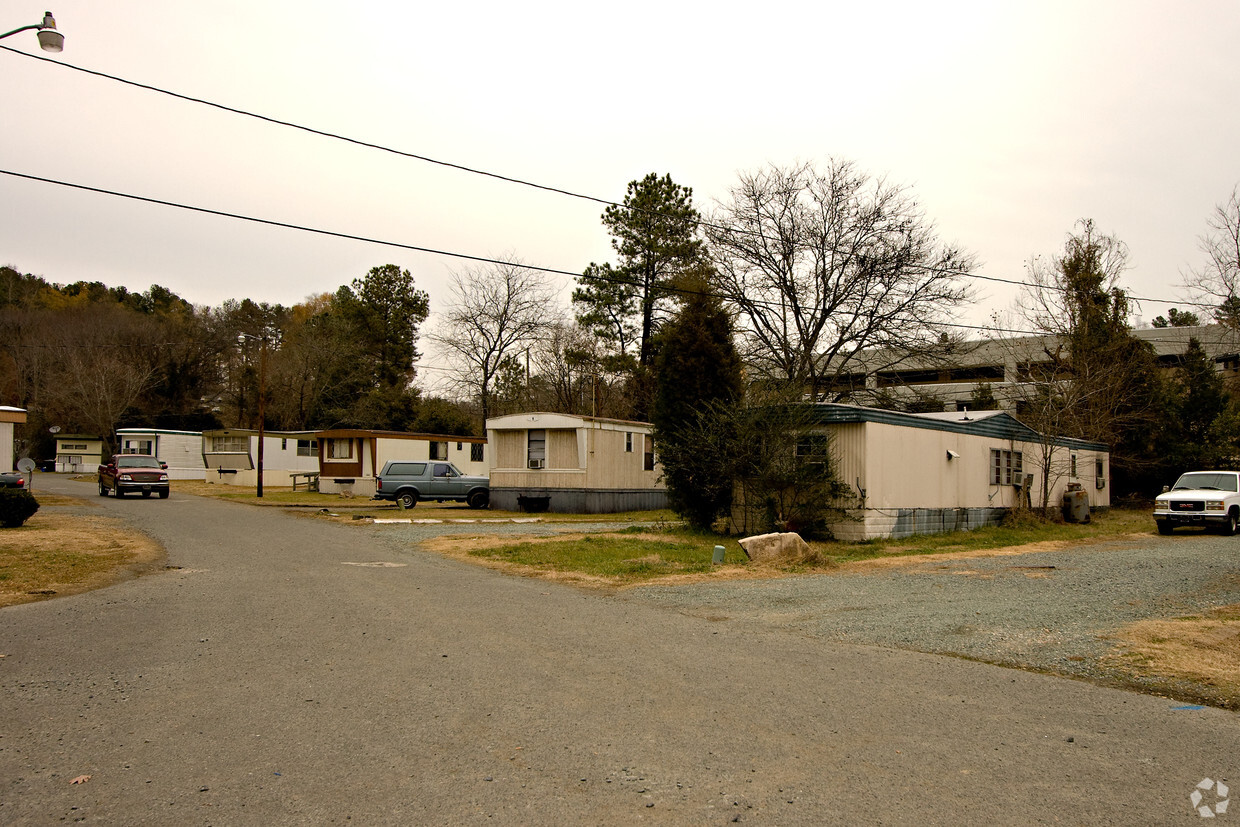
[738, 531, 811, 562]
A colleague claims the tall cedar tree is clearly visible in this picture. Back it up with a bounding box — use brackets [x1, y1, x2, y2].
[650, 287, 743, 528]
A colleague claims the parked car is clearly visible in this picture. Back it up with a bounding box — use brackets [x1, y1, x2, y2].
[374, 461, 489, 509]
[98, 454, 170, 499]
[0, 471, 26, 489]
[1153, 471, 1240, 535]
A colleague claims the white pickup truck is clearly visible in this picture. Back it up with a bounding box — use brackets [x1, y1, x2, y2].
[1153, 471, 1240, 535]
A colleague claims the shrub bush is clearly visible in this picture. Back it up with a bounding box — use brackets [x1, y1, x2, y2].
[0, 488, 39, 527]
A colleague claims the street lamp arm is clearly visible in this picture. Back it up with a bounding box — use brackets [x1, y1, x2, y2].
[0, 23, 41, 40]
[0, 12, 62, 52]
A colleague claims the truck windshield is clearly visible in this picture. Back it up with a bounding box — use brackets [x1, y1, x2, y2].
[1173, 473, 1239, 492]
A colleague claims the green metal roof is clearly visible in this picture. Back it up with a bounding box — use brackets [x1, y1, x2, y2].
[805, 403, 1109, 452]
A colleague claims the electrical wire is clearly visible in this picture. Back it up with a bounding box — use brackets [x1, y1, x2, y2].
[1, 43, 1225, 314]
[4, 167, 1231, 344]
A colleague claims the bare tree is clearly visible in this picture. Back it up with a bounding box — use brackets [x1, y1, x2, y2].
[706, 159, 975, 400]
[1185, 186, 1240, 326]
[430, 258, 557, 425]
[41, 305, 163, 452]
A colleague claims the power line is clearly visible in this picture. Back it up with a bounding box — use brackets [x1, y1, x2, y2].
[0, 44, 618, 212]
[1, 167, 1222, 343]
[0, 168, 584, 280]
[2, 44, 1222, 313]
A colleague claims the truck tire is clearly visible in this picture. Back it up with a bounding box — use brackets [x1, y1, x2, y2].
[1224, 510, 1239, 536]
[1157, 522, 1174, 535]
[114, 487, 125, 498]
[397, 491, 418, 510]
[468, 490, 489, 509]
[159, 489, 170, 499]
[98, 479, 108, 497]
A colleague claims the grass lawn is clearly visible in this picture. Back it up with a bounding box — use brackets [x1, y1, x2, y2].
[427, 507, 1159, 588]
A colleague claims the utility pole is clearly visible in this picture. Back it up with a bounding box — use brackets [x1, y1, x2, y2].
[257, 334, 267, 498]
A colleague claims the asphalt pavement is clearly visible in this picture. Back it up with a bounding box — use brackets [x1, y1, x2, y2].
[0, 475, 1235, 824]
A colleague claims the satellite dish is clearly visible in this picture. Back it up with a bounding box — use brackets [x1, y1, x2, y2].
[49, 426, 61, 434]
[17, 458, 35, 473]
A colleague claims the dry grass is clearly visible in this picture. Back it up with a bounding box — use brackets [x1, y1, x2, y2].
[1103, 604, 1240, 708]
[421, 531, 762, 589]
[0, 512, 164, 608]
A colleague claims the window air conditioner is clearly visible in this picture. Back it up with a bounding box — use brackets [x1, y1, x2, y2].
[528, 459, 545, 470]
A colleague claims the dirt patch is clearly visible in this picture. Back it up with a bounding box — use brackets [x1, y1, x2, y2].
[1102, 605, 1240, 709]
[0, 513, 165, 608]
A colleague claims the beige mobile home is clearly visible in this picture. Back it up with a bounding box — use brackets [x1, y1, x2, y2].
[315, 429, 488, 497]
[486, 413, 667, 513]
[52, 434, 105, 473]
[0, 406, 26, 471]
[806, 404, 1109, 541]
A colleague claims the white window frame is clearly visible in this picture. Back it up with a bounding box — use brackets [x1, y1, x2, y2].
[990, 449, 1023, 486]
[326, 438, 353, 460]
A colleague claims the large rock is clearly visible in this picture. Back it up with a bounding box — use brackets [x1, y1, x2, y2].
[738, 531, 811, 562]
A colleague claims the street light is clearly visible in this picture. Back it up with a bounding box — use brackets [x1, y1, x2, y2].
[0, 11, 64, 52]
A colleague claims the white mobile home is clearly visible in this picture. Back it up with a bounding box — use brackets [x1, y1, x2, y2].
[315, 430, 488, 497]
[115, 428, 205, 480]
[486, 413, 667, 513]
[202, 429, 321, 487]
[799, 404, 1109, 541]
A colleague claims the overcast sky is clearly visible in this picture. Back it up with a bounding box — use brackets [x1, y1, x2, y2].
[2, 1, 1238, 368]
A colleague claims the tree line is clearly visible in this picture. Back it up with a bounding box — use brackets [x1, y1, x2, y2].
[0, 263, 463, 461]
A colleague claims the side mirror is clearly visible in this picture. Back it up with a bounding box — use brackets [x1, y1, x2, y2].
[1162, 485, 1170, 493]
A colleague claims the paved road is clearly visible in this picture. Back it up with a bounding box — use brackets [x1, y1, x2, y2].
[1, 477, 1235, 824]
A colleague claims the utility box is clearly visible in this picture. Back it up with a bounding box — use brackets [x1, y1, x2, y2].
[1062, 485, 1090, 523]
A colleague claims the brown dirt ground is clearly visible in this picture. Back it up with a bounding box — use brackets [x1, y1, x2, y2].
[0, 509, 165, 608]
[1102, 605, 1240, 707]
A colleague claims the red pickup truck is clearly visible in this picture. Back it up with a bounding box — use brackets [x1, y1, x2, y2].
[98, 454, 170, 499]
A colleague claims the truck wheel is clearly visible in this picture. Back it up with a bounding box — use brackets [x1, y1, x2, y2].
[397, 491, 417, 510]
[158, 489, 169, 499]
[1225, 510, 1239, 536]
[114, 487, 125, 498]
[1157, 522, 1174, 535]
[98, 479, 108, 497]
[468, 490, 489, 509]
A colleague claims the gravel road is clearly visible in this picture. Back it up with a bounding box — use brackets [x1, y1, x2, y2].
[624, 531, 1240, 699]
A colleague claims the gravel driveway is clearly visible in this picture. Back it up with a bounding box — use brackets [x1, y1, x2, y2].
[621, 531, 1240, 698]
